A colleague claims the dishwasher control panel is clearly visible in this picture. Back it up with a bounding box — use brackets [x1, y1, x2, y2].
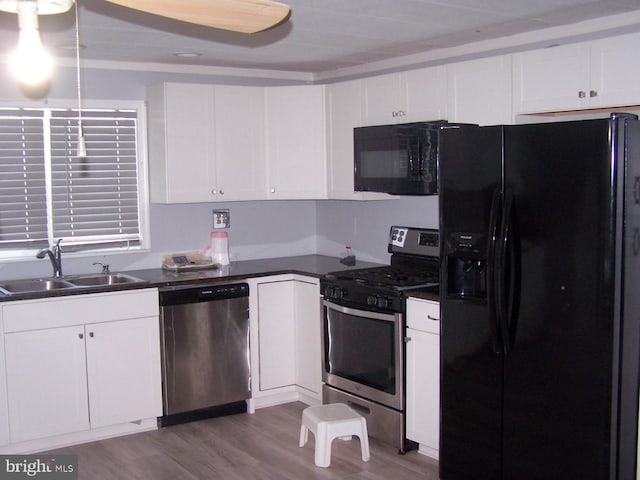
[160, 282, 249, 306]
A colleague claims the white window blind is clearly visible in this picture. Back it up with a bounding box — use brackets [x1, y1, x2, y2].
[0, 109, 48, 249]
[0, 107, 143, 254]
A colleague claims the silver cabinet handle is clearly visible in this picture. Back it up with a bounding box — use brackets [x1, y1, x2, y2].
[404, 336, 412, 343]
[219, 189, 224, 195]
[89, 332, 94, 338]
[427, 315, 439, 321]
[589, 90, 598, 98]
[578, 90, 586, 98]
[211, 189, 217, 195]
[270, 188, 276, 193]
[78, 333, 84, 339]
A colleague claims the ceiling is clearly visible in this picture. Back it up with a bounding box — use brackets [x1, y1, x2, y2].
[0, 0, 639, 78]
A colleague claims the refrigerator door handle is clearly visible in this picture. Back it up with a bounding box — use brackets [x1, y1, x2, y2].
[487, 186, 503, 354]
[496, 187, 515, 353]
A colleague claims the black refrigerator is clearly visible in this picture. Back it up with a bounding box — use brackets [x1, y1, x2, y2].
[438, 114, 640, 480]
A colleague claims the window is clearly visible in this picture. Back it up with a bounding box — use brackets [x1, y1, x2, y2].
[0, 105, 148, 258]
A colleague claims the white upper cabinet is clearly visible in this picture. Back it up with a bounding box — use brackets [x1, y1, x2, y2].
[265, 85, 327, 199]
[362, 67, 447, 126]
[513, 32, 640, 114]
[214, 85, 266, 201]
[147, 82, 265, 203]
[362, 73, 407, 125]
[404, 66, 448, 122]
[326, 79, 363, 199]
[513, 43, 591, 114]
[589, 33, 640, 109]
[325, 79, 392, 200]
[447, 55, 513, 125]
[147, 83, 216, 203]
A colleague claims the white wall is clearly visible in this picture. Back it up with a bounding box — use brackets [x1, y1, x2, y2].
[0, 63, 437, 280]
[316, 196, 439, 263]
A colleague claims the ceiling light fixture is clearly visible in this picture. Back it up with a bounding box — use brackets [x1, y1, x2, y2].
[10, 1, 52, 86]
[174, 52, 203, 58]
[0, 0, 74, 87]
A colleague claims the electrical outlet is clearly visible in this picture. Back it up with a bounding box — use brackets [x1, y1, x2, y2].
[212, 209, 230, 229]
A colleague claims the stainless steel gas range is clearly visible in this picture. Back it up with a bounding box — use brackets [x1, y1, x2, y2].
[321, 226, 439, 453]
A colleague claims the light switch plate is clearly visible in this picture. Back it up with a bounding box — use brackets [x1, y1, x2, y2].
[212, 209, 230, 229]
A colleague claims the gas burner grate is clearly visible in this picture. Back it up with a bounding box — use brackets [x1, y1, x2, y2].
[327, 266, 439, 290]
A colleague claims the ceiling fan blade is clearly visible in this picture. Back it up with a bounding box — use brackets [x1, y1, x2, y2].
[104, 0, 291, 34]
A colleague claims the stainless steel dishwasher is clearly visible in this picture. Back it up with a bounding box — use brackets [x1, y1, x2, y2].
[158, 282, 250, 426]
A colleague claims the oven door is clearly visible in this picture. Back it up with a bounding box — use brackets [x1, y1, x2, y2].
[322, 299, 404, 411]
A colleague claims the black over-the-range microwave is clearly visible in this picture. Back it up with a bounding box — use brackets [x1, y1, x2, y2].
[354, 120, 447, 195]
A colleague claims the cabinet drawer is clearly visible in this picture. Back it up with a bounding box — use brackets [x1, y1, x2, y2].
[406, 298, 439, 334]
[3, 289, 159, 333]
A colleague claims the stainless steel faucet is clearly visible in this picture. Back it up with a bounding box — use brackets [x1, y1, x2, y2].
[36, 239, 63, 278]
[92, 262, 110, 274]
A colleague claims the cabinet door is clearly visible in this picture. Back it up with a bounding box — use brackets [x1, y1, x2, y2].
[590, 32, 640, 108]
[147, 83, 216, 203]
[214, 85, 266, 201]
[447, 55, 513, 125]
[406, 327, 440, 455]
[326, 80, 363, 199]
[85, 316, 162, 429]
[293, 280, 321, 394]
[265, 85, 326, 199]
[5, 326, 90, 443]
[405, 66, 448, 122]
[0, 334, 9, 447]
[362, 73, 407, 125]
[258, 281, 295, 390]
[512, 44, 591, 114]
[326, 80, 392, 200]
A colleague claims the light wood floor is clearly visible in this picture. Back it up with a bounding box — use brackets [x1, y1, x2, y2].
[44, 402, 440, 479]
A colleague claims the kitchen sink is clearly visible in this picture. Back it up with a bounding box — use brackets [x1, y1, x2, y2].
[0, 278, 76, 294]
[0, 273, 146, 294]
[66, 273, 145, 287]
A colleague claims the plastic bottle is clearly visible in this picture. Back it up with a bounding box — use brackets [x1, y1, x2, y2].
[210, 231, 230, 265]
[340, 245, 356, 266]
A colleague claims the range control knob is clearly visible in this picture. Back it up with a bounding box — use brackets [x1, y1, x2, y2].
[376, 296, 390, 309]
[366, 295, 377, 306]
[325, 287, 345, 299]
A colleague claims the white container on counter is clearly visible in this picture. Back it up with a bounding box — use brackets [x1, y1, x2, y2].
[210, 231, 230, 265]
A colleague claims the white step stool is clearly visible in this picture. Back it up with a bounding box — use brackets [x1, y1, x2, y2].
[299, 403, 370, 468]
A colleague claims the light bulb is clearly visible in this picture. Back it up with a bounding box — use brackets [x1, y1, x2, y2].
[9, 1, 53, 87]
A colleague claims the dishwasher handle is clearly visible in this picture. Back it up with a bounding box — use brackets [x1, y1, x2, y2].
[160, 282, 249, 306]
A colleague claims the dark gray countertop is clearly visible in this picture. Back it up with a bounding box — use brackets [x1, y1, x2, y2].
[128, 254, 384, 288]
[404, 286, 440, 302]
[0, 254, 384, 302]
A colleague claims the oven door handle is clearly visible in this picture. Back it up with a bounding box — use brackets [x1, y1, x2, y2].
[323, 300, 399, 322]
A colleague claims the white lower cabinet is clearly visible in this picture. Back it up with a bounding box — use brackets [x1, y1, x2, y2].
[5, 325, 90, 443]
[248, 275, 322, 409]
[1, 289, 162, 451]
[406, 297, 440, 459]
[0, 331, 8, 447]
[257, 280, 296, 390]
[85, 316, 162, 429]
